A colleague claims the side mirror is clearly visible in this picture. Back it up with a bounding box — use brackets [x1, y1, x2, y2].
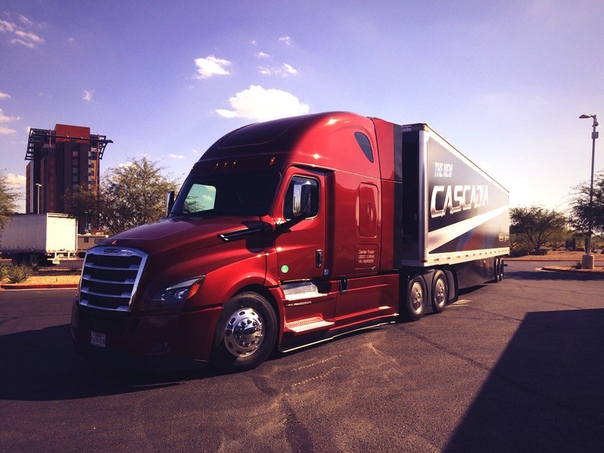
[166, 190, 175, 216]
[292, 180, 313, 218]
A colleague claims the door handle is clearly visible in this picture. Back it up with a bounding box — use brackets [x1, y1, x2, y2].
[316, 249, 323, 268]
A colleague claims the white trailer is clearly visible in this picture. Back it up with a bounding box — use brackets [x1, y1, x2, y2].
[0, 213, 78, 265]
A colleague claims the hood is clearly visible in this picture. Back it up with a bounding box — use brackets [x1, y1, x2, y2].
[96, 216, 273, 256]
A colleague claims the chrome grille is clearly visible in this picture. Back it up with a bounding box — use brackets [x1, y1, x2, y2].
[79, 247, 148, 311]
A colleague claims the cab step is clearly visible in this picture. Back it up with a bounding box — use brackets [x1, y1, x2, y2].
[285, 316, 334, 334]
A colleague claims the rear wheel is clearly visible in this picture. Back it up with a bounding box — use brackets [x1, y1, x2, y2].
[493, 258, 504, 282]
[431, 270, 448, 314]
[211, 292, 277, 372]
[402, 275, 426, 322]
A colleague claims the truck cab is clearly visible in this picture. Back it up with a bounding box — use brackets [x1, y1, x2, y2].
[72, 112, 402, 371]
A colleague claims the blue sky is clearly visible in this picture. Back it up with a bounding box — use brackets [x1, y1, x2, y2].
[1, 0, 603, 213]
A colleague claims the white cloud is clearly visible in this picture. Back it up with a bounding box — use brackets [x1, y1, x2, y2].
[83, 90, 94, 102]
[279, 36, 291, 46]
[0, 108, 20, 134]
[258, 62, 299, 77]
[10, 38, 35, 49]
[0, 125, 16, 134]
[15, 30, 43, 43]
[256, 51, 271, 58]
[168, 153, 185, 159]
[0, 13, 44, 48]
[0, 92, 11, 99]
[216, 85, 309, 122]
[17, 14, 37, 29]
[0, 109, 19, 121]
[0, 20, 16, 33]
[5, 173, 26, 189]
[282, 63, 297, 75]
[194, 55, 231, 79]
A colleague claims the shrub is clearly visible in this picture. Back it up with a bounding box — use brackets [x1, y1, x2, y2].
[510, 243, 532, 257]
[6, 265, 32, 283]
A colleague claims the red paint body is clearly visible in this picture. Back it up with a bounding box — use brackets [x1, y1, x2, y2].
[71, 112, 509, 371]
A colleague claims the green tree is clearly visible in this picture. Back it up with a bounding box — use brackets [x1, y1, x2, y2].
[510, 206, 567, 253]
[0, 170, 20, 228]
[63, 185, 102, 232]
[569, 171, 604, 237]
[101, 157, 179, 234]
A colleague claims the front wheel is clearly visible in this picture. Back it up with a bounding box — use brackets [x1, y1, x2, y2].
[211, 292, 277, 373]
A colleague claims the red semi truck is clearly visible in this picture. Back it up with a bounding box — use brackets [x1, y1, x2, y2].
[71, 112, 509, 372]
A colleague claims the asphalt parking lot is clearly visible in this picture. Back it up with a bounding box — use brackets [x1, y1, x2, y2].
[0, 260, 603, 452]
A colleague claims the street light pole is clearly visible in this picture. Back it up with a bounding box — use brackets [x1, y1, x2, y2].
[579, 113, 599, 270]
[35, 183, 42, 215]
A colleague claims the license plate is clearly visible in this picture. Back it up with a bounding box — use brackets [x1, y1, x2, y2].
[91, 331, 106, 348]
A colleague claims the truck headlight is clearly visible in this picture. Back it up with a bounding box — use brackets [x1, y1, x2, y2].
[150, 276, 205, 305]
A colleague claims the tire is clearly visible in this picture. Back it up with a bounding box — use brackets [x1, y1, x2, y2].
[211, 292, 277, 372]
[401, 275, 426, 322]
[431, 270, 448, 314]
[493, 258, 504, 283]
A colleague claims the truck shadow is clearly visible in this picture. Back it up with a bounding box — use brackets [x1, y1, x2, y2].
[0, 324, 211, 401]
[445, 308, 604, 452]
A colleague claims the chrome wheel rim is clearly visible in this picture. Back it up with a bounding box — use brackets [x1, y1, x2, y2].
[409, 281, 424, 315]
[223, 307, 265, 357]
[433, 277, 446, 309]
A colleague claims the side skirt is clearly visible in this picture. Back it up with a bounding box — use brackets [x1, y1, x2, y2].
[278, 315, 398, 354]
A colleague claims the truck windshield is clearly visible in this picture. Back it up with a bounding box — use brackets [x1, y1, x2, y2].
[170, 171, 281, 218]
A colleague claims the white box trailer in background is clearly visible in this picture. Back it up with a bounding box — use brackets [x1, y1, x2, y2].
[0, 213, 78, 265]
[77, 233, 109, 258]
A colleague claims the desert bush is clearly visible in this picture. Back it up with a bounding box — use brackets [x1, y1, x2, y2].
[6, 265, 32, 283]
[510, 243, 532, 257]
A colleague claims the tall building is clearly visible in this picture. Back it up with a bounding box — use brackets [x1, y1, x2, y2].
[25, 124, 112, 232]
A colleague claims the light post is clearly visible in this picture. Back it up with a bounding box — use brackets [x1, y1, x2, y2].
[579, 113, 599, 270]
[35, 183, 42, 215]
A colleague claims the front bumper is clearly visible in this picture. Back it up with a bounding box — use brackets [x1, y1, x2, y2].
[71, 301, 222, 373]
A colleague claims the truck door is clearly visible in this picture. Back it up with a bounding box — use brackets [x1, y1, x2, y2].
[274, 170, 327, 282]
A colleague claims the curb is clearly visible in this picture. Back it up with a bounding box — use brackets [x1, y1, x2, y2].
[1, 283, 78, 290]
[542, 266, 604, 276]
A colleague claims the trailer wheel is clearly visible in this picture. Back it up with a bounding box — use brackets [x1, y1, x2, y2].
[493, 258, 504, 283]
[212, 292, 277, 373]
[402, 275, 426, 322]
[431, 270, 448, 314]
